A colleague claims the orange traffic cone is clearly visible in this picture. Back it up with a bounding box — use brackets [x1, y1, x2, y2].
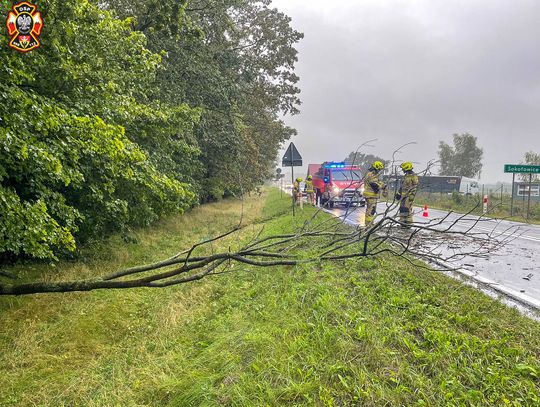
[422, 205, 429, 217]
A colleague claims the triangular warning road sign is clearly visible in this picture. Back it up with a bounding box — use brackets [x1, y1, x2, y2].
[282, 142, 302, 167]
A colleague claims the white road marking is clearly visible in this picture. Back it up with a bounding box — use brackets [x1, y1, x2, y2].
[471, 226, 540, 243]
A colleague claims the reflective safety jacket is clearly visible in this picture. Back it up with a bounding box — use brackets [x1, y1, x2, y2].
[305, 180, 314, 193]
[399, 171, 419, 200]
[364, 169, 386, 198]
[293, 181, 300, 193]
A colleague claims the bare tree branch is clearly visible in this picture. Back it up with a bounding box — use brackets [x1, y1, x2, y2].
[1, 146, 519, 296]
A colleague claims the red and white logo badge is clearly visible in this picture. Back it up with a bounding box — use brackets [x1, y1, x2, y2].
[6, 2, 43, 52]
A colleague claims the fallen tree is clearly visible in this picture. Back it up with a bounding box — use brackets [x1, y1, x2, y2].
[0, 184, 520, 296]
[1, 144, 522, 296]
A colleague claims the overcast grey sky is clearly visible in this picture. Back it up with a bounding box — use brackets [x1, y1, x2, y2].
[273, 0, 540, 183]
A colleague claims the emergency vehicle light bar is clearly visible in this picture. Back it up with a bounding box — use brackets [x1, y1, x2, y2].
[324, 162, 346, 169]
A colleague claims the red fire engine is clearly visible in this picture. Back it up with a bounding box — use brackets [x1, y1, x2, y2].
[308, 162, 365, 208]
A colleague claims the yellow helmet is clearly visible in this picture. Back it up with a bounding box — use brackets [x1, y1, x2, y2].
[296, 177, 302, 182]
[400, 161, 413, 172]
[372, 161, 384, 171]
[307, 175, 312, 180]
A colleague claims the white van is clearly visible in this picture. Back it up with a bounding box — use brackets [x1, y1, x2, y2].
[459, 177, 480, 195]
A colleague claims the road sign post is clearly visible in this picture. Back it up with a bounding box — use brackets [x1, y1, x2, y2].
[282, 142, 303, 216]
[291, 165, 295, 216]
[510, 173, 515, 217]
[504, 164, 540, 219]
[527, 174, 532, 221]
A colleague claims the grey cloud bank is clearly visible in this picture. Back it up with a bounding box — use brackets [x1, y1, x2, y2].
[274, 0, 540, 183]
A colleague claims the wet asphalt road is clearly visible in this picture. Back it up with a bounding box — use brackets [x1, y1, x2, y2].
[325, 203, 540, 308]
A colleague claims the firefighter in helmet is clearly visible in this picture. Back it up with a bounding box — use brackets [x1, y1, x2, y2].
[395, 161, 419, 227]
[305, 175, 315, 205]
[363, 161, 387, 226]
[293, 177, 303, 206]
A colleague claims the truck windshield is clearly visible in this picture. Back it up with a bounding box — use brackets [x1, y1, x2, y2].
[332, 170, 362, 180]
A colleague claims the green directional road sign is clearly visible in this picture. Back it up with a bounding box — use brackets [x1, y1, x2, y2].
[504, 164, 540, 174]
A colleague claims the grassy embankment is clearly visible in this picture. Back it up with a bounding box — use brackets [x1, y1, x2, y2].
[1, 189, 540, 406]
[413, 192, 540, 225]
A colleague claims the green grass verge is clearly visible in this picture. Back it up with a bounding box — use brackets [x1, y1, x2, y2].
[1, 189, 539, 406]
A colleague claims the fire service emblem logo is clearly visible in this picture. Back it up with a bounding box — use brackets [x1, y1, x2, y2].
[6, 2, 43, 52]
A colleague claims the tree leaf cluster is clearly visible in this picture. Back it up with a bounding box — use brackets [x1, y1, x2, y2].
[438, 133, 483, 178]
[520, 151, 540, 182]
[0, 0, 302, 259]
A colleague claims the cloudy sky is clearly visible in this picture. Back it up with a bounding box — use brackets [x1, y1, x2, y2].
[273, 0, 540, 183]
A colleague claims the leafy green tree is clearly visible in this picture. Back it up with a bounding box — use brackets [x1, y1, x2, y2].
[1, 0, 302, 260]
[105, 0, 302, 200]
[183, 1, 302, 199]
[520, 151, 540, 182]
[438, 133, 483, 178]
[0, 0, 196, 259]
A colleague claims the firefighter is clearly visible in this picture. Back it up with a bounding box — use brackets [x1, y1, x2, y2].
[305, 175, 315, 205]
[395, 161, 419, 227]
[363, 161, 387, 226]
[293, 177, 303, 206]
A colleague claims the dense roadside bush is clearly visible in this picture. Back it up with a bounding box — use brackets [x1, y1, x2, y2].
[0, 84, 195, 258]
[0, 0, 302, 260]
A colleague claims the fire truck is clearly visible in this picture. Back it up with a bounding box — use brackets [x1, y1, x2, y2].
[309, 162, 365, 208]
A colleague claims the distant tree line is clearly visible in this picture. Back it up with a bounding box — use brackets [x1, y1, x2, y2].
[0, 0, 302, 260]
